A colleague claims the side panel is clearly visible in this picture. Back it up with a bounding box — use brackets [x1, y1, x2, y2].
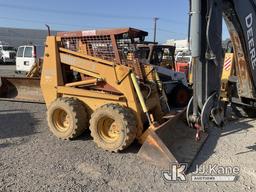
[231, 0, 256, 91]
[40, 36, 64, 107]
[16, 46, 25, 71]
[22, 46, 36, 72]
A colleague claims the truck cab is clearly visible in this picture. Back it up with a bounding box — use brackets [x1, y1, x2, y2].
[0, 42, 16, 64]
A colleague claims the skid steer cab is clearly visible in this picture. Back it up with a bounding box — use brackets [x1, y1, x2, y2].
[40, 28, 206, 168]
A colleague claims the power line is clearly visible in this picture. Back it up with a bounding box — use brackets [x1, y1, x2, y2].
[0, 16, 187, 37]
[0, 3, 151, 21]
[0, 3, 186, 24]
[160, 18, 188, 25]
[158, 28, 187, 36]
[0, 16, 99, 30]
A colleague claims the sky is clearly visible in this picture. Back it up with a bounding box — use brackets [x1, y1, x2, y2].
[0, 0, 228, 44]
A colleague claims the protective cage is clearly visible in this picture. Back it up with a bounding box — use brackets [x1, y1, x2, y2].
[57, 28, 148, 65]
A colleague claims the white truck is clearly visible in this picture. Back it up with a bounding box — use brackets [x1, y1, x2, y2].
[16, 44, 44, 73]
[0, 42, 16, 64]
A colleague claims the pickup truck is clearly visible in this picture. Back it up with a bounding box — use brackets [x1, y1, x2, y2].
[0, 43, 16, 64]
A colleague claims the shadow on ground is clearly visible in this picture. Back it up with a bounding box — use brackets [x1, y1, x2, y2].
[75, 108, 255, 170]
[0, 109, 39, 140]
[122, 141, 141, 154]
[188, 117, 254, 173]
[78, 129, 93, 141]
[77, 128, 141, 154]
[235, 143, 256, 155]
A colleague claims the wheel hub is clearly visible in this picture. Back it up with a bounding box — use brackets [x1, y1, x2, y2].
[98, 117, 120, 142]
[53, 108, 71, 132]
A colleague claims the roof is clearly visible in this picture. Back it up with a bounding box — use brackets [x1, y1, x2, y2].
[137, 43, 176, 49]
[57, 28, 148, 38]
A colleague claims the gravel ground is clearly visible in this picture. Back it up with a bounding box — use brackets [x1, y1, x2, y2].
[0, 65, 16, 76]
[0, 65, 256, 191]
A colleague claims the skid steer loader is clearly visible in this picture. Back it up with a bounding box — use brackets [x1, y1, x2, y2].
[136, 43, 191, 107]
[37, 28, 206, 168]
[0, 28, 189, 106]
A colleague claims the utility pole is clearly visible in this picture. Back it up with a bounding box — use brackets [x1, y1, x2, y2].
[153, 17, 159, 43]
[188, 1, 192, 51]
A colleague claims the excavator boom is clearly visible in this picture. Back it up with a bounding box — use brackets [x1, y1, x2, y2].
[187, 0, 256, 131]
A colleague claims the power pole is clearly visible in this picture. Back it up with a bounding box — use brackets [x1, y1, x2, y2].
[153, 17, 159, 43]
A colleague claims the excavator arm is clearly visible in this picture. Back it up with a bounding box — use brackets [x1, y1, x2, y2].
[188, 0, 256, 132]
[223, 0, 256, 99]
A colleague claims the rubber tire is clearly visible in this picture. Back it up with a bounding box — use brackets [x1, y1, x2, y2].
[89, 104, 137, 152]
[47, 97, 88, 139]
[169, 84, 190, 108]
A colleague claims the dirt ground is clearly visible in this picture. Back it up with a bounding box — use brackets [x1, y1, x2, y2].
[0, 65, 256, 192]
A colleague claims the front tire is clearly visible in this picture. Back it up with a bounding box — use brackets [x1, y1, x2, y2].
[89, 104, 137, 152]
[47, 97, 88, 139]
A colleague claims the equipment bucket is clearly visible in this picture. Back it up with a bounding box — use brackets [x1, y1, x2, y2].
[0, 77, 44, 103]
[138, 110, 207, 169]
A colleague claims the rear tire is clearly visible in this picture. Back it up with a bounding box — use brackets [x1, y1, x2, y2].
[47, 97, 88, 139]
[89, 104, 137, 152]
[169, 84, 190, 108]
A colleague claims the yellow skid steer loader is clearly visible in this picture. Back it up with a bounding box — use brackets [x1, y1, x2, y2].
[0, 28, 206, 168]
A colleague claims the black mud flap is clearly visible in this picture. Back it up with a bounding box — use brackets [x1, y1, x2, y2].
[0, 77, 44, 103]
[138, 110, 208, 170]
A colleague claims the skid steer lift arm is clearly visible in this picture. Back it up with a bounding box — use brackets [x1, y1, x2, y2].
[188, 0, 256, 135]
